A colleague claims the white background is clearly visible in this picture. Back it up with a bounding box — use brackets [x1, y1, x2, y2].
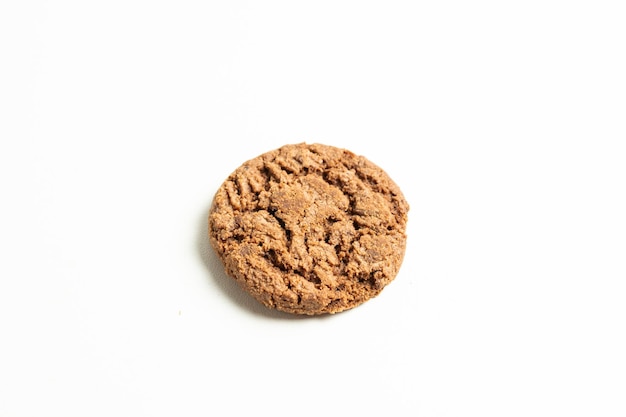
[1, 1, 625, 416]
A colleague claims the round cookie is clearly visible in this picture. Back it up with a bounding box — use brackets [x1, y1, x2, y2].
[208, 143, 409, 315]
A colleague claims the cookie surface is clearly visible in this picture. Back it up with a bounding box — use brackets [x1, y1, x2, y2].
[208, 143, 409, 315]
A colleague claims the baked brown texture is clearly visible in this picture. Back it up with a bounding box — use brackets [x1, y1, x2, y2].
[208, 143, 409, 315]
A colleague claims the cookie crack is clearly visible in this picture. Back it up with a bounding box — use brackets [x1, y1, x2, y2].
[260, 164, 279, 186]
[265, 249, 288, 272]
[267, 207, 292, 245]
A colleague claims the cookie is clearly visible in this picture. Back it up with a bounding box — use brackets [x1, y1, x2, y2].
[208, 143, 409, 315]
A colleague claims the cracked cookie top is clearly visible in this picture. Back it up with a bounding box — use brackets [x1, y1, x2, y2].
[208, 143, 409, 315]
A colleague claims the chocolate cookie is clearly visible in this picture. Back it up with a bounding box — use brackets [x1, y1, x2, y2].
[208, 143, 409, 315]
